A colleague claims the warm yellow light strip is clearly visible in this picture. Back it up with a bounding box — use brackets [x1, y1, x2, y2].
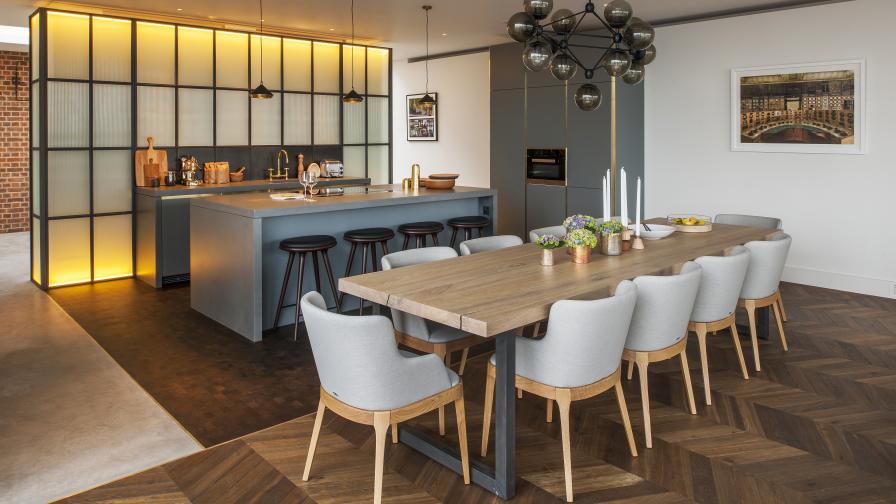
[251, 34, 281, 42]
[93, 16, 130, 24]
[179, 25, 213, 33]
[136, 20, 175, 29]
[47, 11, 90, 19]
[48, 278, 92, 288]
[93, 273, 133, 282]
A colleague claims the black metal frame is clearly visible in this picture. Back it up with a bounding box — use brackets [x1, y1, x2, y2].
[405, 92, 439, 142]
[29, 7, 393, 289]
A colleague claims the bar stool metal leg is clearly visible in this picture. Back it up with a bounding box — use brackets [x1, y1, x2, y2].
[293, 252, 307, 342]
[449, 227, 459, 248]
[402, 234, 411, 250]
[431, 233, 440, 246]
[321, 250, 341, 313]
[312, 252, 322, 292]
[339, 242, 358, 308]
[272, 252, 296, 331]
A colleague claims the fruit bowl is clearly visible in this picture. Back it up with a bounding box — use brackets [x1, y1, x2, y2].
[628, 223, 675, 240]
[667, 214, 712, 233]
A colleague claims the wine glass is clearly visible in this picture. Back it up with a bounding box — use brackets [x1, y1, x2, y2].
[299, 173, 309, 199]
[302, 170, 318, 201]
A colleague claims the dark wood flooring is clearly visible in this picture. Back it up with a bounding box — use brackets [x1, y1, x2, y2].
[55, 282, 896, 503]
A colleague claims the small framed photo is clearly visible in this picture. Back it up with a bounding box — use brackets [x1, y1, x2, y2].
[407, 93, 438, 141]
[731, 59, 866, 154]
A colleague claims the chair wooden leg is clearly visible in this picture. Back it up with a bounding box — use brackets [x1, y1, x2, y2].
[772, 295, 788, 351]
[546, 398, 554, 423]
[457, 348, 469, 375]
[679, 350, 697, 415]
[777, 294, 788, 322]
[745, 300, 761, 372]
[627, 359, 634, 380]
[614, 380, 638, 457]
[372, 412, 390, 504]
[636, 355, 652, 448]
[302, 398, 326, 481]
[433, 345, 447, 436]
[481, 365, 495, 457]
[454, 397, 471, 485]
[517, 388, 523, 399]
[391, 423, 398, 444]
[557, 390, 574, 503]
[694, 323, 712, 406]
[730, 323, 749, 380]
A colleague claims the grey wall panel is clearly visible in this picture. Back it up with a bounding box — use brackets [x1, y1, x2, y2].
[490, 89, 526, 238]
[615, 80, 645, 220]
[566, 186, 604, 219]
[526, 85, 566, 149]
[135, 194, 158, 287]
[490, 43, 525, 91]
[160, 198, 191, 278]
[526, 184, 566, 233]
[566, 81, 611, 189]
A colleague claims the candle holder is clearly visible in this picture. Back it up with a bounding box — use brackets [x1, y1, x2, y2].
[632, 236, 645, 250]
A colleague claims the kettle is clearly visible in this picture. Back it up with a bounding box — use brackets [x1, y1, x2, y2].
[179, 156, 202, 186]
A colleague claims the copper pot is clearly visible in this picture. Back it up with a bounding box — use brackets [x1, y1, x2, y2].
[571, 246, 591, 264]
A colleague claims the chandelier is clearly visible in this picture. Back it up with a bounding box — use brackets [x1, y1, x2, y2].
[506, 0, 656, 111]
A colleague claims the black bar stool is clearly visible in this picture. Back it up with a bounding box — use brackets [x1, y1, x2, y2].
[398, 221, 444, 250]
[448, 215, 491, 248]
[340, 227, 396, 314]
[272, 234, 340, 341]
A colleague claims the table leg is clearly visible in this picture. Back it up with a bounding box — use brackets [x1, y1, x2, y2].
[737, 306, 770, 340]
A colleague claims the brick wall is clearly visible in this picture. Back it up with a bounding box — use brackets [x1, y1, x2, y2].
[0, 50, 30, 233]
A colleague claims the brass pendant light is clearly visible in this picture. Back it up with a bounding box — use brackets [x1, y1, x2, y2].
[420, 5, 436, 104]
[250, 0, 273, 99]
[343, 0, 364, 104]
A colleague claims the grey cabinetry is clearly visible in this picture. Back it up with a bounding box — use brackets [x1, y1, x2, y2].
[490, 43, 525, 91]
[160, 198, 190, 278]
[526, 85, 566, 149]
[526, 184, 567, 233]
[491, 89, 526, 238]
[566, 187, 603, 219]
[566, 81, 612, 188]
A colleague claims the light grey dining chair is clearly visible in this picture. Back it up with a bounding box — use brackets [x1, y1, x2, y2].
[481, 281, 639, 503]
[529, 225, 567, 243]
[300, 291, 470, 504]
[381, 247, 482, 435]
[688, 247, 751, 405]
[597, 216, 632, 224]
[459, 235, 523, 256]
[624, 262, 702, 448]
[740, 233, 792, 372]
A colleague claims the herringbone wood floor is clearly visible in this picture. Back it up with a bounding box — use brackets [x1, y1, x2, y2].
[58, 283, 896, 503]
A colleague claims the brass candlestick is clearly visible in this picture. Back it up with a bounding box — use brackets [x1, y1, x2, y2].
[632, 236, 645, 250]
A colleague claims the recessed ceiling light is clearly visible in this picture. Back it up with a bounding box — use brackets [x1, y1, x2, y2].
[176, 7, 182, 11]
[441, 32, 447, 36]
[329, 27, 335, 31]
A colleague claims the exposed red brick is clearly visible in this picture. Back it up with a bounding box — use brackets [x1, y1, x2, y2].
[0, 50, 29, 233]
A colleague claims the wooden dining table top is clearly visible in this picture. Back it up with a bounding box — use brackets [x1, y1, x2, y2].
[338, 219, 782, 338]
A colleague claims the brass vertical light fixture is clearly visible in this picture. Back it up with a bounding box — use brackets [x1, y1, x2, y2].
[419, 5, 436, 104]
[250, 0, 273, 99]
[343, 0, 364, 104]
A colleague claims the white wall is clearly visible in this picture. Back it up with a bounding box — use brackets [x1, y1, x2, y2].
[392, 51, 490, 188]
[645, 0, 896, 298]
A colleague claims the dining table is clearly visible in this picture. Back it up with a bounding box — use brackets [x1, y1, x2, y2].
[338, 219, 782, 499]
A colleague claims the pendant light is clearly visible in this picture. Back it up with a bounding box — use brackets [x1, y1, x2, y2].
[343, 0, 364, 104]
[420, 5, 436, 104]
[250, 0, 273, 99]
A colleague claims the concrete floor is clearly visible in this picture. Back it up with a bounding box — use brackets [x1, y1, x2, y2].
[0, 233, 200, 504]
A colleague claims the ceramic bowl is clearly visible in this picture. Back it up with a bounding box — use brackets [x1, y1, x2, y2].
[628, 223, 675, 240]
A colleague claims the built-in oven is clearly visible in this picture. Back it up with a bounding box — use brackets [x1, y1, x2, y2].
[526, 148, 566, 186]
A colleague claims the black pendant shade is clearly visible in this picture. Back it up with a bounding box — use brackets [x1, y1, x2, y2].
[344, 0, 363, 105]
[250, 83, 273, 99]
[419, 93, 436, 104]
[250, 0, 271, 100]
[421, 6, 437, 104]
[343, 89, 364, 104]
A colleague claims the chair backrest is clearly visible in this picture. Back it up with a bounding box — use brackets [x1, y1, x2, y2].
[381, 247, 458, 340]
[300, 291, 455, 411]
[740, 233, 791, 300]
[528, 225, 567, 243]
[715, 213, 782, 229]
[459, 235, 523, 256]
[625, 262, 702, 352]
[691, 246, 750, 323]
[516, 281, 637, 388]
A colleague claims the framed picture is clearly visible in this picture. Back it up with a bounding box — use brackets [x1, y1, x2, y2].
[731, 60, 865, 154]
[407, 93, 438, 141]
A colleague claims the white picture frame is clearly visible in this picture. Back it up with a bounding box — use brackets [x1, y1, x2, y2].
[730, 59, 866, 154]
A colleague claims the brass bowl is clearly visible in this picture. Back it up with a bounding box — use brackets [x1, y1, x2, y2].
[421, 178, 455, 189]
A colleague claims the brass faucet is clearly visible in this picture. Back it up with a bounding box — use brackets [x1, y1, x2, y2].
[269, 149, 290, 181]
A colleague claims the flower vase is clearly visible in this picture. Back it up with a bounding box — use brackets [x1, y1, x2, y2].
[600, 233, 622, 256]
[541, 248, 556, 266]
[572, 246, 591, 264]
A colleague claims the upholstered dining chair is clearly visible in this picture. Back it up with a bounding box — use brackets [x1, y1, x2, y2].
[624, 262, 702, 448]
[300, 292, 470, 504]
[529, 225, 567, 243]
[740, 233, 792, 372]
[689, 247, 752, 405]
[381, 247, 483, 435]
[459, 235, 524, 256]
[481, 281, 639, 503]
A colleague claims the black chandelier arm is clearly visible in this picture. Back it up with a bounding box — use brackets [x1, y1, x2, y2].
[540, 9, 586, 28]
[588, 9, 616, 34]
[567, 43, 615, 51]
[565, 31, 614, 40]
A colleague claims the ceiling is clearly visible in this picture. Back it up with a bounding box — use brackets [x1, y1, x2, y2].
[5, 0, 845, 57]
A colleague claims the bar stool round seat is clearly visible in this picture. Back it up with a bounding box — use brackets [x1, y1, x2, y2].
[398, 221, 444, 250]
[344, 227, 395, 243]
[447, 215, 490, 247]
[272, 234, 341, 341]
[341, 227, 396, 314]
[280, 235, 338, 252]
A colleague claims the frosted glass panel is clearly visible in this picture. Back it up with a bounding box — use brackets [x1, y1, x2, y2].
[47, 12, 89, 79]
[313, 95, 340, 144]
[93, 214, 133, 280]
[178, 27, 213, 86]
[216, 90, 248, 146]
[283, 94, 311, 145]
[32, 153, 40, 215]
[342, 45, 366, 94]
[137, 22, 175, 85]
[343, 101, 365, 144]
[342, 146, 365, 178]
[30, 14, 40, 80]
[93, 150, 132, 213]
[93, 17, 131, 82]
[367, 145, 389, 184]
[216, 31, 248, 89]
[283, 39, 311, 91]
[313, 42, 340, 93]
[93, 84, 131, 147]
[48, 151, 89, 217]
[137, 86, 175, 147]
[31, 83, 39, 148]
[367, 97, 389, 144]
[32, 217, 41, 284]
[48, 82, 89, 148]
[251, 93, 281, 145]
[178, 89, 213, 146]
[48, 218, 91, 286]
[367, 48, 389, 95]
[251, 35, 281, 90]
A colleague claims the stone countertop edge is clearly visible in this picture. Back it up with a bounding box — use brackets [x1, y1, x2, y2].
[134, 176, 371, 197]
[190, 185, 498, 219]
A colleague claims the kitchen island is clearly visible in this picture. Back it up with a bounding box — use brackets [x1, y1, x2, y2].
[190, 185, 497, 341]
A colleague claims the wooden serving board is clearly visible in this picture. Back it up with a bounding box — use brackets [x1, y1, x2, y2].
[134, 136, 168, 186]
[673, 223, 712, 233]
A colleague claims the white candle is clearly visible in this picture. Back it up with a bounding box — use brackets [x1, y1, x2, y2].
[606, 169, 611, 217]
[620, 167, 628, 226]
[602, 176, 608, 222]
[635, 176, 642, 236]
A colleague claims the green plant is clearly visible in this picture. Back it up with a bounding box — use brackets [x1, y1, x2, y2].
[563, 214, 597, 232]
[599, 220, 625, 235]
[565, 228, 597, 248]
[535, 234, 565, 249]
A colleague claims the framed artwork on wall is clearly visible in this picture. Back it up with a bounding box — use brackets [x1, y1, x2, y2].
[731, 60, 866, 154]
[407, 93, 438, 141]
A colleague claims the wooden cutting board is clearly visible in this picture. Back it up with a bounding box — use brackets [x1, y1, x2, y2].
[135, 136, 168, 186]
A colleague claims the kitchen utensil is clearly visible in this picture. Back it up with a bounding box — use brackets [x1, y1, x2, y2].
[319, 160, 344, 178]
[428, 173, 459, 180]
[180, 155, 202, 186]
[269, 192, 305, 201]
[229, 171, 245, 182]
[316, 187, 345, 197]
[134, 136, 168, 187]
[667, 214, 713, 233]
[628, 223, 675, 240]
[307, 163, 321, 177]
[164, 170, 178, 186]
[421, 178, 455, 189]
